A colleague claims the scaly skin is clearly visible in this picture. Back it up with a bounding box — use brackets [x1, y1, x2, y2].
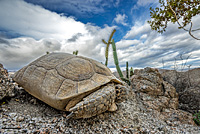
[68, 84, 116, 119]
[66, 83, 127, 119]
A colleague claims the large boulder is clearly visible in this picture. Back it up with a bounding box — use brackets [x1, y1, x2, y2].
[131, 67, 197, 125]
[0, 63, 16, 100]
[161, 68, 200, 113]
[131, 67, 179, 112]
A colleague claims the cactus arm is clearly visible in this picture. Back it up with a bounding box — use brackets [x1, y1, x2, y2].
[102, 39, 109, 66]
[102, 39, 107, 44]
[111, 39, 124, 78]
[102, 29, 116, 66]
[105, 44, 109, 66]
[108, 29, 116, 44]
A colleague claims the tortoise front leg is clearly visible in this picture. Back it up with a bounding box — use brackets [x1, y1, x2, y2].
[66, 84, 116, 119]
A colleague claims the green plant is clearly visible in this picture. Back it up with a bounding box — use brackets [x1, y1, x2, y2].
[73, 50, 78, 55]
[148, 0, 200, 40]
[193, 111, 200, 125]
[130, 67, 134, 77]
[102, 29, 116, 66]
[111, 39, 130, 85]
[126, 61, 129, 79]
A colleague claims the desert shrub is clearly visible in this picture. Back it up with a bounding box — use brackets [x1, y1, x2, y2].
[193, 111, 200, 125]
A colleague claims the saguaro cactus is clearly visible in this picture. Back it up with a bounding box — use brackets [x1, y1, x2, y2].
[126, 61, 129, 79]
[130, 67, 134, 77]
[111, 39, 124, 78]
[102, 29, 116, 66]
[111, 39, 130, 85]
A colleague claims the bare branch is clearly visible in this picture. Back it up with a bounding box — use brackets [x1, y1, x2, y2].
[166, 0, 200, 40]
[189, 22, 200, 40]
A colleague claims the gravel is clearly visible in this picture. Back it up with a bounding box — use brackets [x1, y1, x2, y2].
[0, 78, 200, 133]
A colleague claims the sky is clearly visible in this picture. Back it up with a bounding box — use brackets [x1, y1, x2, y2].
[0, 0, 200, 72]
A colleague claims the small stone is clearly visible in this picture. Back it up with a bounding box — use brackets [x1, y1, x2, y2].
[30, 98, 37, 104]
[32, 117, 38, 121]
[16, 116, 25, 122]
[9, 113, 16, 118]
[164, 109, 170, 113]
[21, 129, 28, 133]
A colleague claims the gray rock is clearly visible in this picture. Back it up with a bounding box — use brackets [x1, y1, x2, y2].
[9, 112, 17, 118]
[131, 67, 178, 111]
[16, 116, 25, 122]
[161, 68, 200, 113]
[0, 63, 16, 100]
[131, 67, 196, 126]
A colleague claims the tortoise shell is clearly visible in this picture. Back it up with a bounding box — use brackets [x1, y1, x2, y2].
[13, 53, 121, 110]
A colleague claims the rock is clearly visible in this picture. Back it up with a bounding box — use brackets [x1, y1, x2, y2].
[179, 87, 200, 113]
[131, 67, 178, 112]
[131, 67, 195, 125]
[9, 112, 17, 118]
[0, 63, 16, 100]
[0, 63, 8, 77]
[160, 68, 200, 113]
[16, 116, 25, 122]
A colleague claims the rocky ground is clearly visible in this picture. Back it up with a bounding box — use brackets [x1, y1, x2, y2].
[0, 65, 200, 134]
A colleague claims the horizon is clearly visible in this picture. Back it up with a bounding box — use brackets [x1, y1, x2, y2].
[0, 0, 200, 71]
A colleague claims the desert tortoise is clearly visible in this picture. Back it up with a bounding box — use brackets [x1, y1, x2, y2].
[13, 53, 127, 119]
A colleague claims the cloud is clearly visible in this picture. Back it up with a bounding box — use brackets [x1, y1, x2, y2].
[113, 14, 128, 26]
[0, 0, 87, 40]
[0, 0, 200, 72]
[140, 34, 147, 39]
[116, 39, 140, 49]
[136, 0, 158, 7]
[0, 37, 61, 70]
[0, 0, 117, 70]
[114, 0, 121, 7]
[24, 0, 120, 17]
[124, 21, 151, 39]
[0, 24, 115, 70]
[115, 15, 200, 70]
[0, 24, 116, 70]
[133, 0, 158, 10]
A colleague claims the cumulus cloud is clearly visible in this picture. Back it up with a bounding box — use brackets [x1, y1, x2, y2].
[0, 37, 61, 70]
[116, 39, 140, 49]
[116, 15, 200, 70]
[113, 14, 128, 26]
[0, 24, 115, 70]
[140, 34, 147, 39]
[0, 0, 87, 40]
[0, 0, 116, 70]
[124, 21, 151, 39]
